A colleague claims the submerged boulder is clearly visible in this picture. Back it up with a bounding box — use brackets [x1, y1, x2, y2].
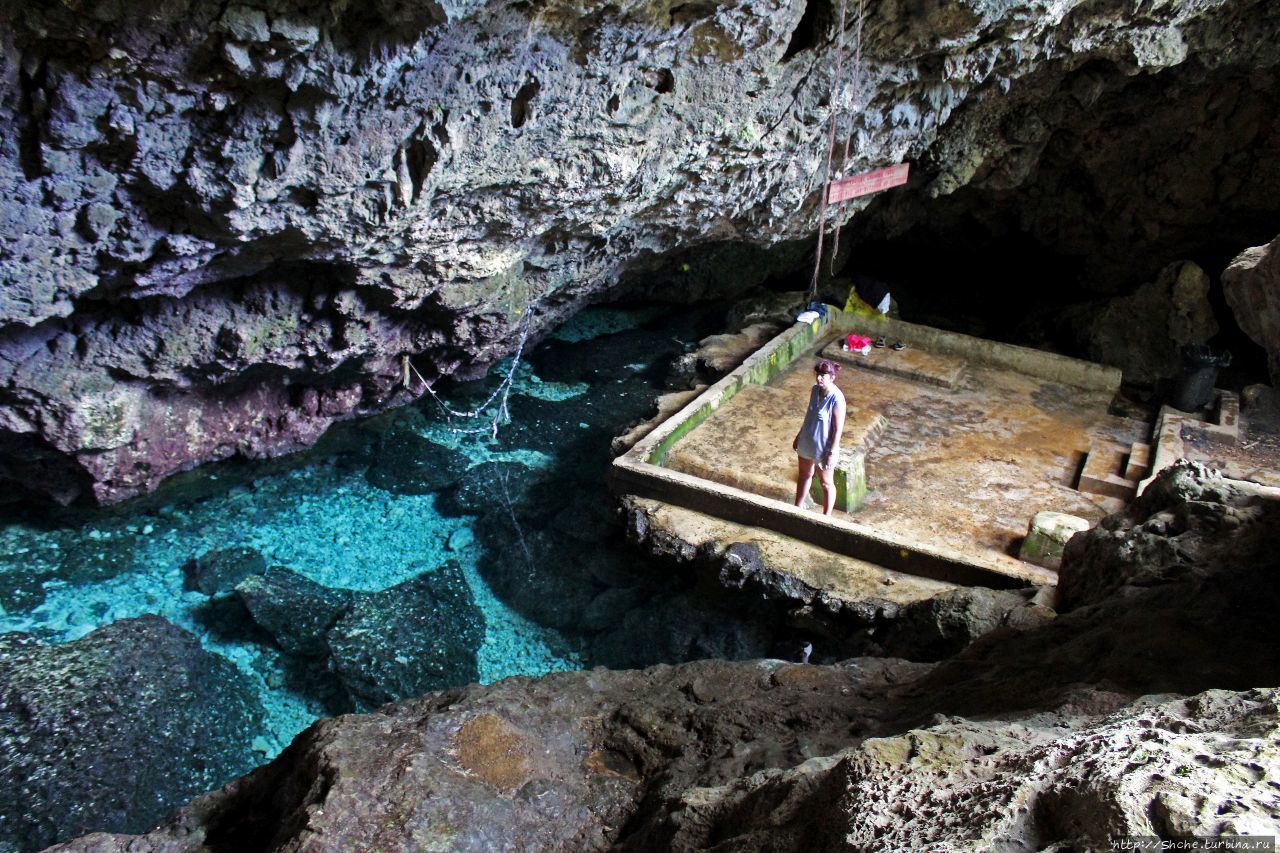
[365, 430, 467, 495]
[0, 616, 261, 852]
[231, 561, 484, 709]
[234, 566, 354, 657]
[327, 561, 484, 708]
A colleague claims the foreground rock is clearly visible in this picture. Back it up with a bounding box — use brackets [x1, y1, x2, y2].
[0, 616, 262, 852]
[47, 464, 1280, 849]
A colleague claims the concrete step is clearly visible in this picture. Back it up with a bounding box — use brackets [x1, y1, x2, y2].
[1124, 442, 1152, 481]
[1078, 441, 1137, 500]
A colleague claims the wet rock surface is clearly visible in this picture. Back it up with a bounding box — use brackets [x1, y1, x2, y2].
[182, 545, 267, 595]
[234, 565, 353, 658]
[0, 615, 262, 852]
[46, 464, 1280, 850]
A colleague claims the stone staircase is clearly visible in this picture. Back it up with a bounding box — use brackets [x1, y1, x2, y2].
[1077, 439, 1152, 507]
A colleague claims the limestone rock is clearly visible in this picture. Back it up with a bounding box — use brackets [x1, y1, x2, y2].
[0, 616, 262, 852]
[1223, 234, 1280, 385]
[1058, 461, 1280, 611]
[365, 428, 468, 495]
[234, 566, 354, 657]
[1088, 261, 1219, 385]
[2, 0, 1278, 503]
[876, 586, 1051, 662]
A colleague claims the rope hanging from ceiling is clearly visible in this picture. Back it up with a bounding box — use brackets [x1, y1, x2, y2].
[808, 0, 867, 301]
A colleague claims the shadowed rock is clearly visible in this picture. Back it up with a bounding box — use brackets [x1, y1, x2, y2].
[234, 566, 354, 657]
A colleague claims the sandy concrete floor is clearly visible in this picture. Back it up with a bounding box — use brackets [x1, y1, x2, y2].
[666, 329, 1150, 579]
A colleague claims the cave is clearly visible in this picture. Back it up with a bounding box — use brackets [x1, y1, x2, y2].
[1, 0, 1279, 849]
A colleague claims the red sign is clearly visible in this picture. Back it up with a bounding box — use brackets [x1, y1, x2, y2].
[827, 162, 910, 204]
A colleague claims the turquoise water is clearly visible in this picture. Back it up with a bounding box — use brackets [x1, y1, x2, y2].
[0, 304, 703, 760]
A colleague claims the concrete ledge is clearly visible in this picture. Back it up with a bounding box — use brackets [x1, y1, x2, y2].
[611, 454, 1053, 589]
[835, 313, 1123, 393]
[637, 314, 829, 467]
[612, 306, 1095, 588]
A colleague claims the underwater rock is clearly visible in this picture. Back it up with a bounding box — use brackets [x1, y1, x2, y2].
[0, 615, 262, 852]
[435, 460, 531, 517]
[234, 566, 354, 657]
[365, 430, 467, 495]
[58, 537, 141, 586]
[182, 545, 267, 595]
[0, 568, 51, 613]
[588, 594, 775, 670]
[473, 526, 602, 633]
[326, 561, 484, 708]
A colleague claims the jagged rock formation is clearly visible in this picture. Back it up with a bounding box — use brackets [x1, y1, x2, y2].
[1224, 234, 1280, 385]
[45, 463, 1280, 850]
[1, 0, 1278, 503]
[0, 615, 263, 852]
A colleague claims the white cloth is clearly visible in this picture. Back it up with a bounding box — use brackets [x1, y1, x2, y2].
[796, 310, 820, 324]
[875, 293, 891, 314]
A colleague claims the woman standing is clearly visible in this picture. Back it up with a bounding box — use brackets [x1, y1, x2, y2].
[792, 359, 847, 515]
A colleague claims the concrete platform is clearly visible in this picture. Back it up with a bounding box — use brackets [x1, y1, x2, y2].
[612, 309, 1131, 590]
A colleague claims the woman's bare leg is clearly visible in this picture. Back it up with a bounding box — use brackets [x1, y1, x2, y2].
[795, 456, 816, 507]
[819, 465, 837, 515]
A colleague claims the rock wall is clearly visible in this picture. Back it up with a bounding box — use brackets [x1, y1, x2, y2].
[1223, 234, 1280, 385]
[45, 464, 1280, 850]
[2, 0, 1279, 502]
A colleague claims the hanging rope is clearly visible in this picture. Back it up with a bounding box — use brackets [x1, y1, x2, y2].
[808, 0, 849, 301]
[829, 0, 866, 274]
[402, 308, 534, 438]
[809, 0, 868, 296]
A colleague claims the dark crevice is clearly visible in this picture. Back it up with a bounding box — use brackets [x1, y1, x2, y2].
[403, 126, 438, 204]
[510, 79, 541, 129]
[782, 0, 833, 62]
[17, 54, 49, 179]
[645, 67, 675, 94]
